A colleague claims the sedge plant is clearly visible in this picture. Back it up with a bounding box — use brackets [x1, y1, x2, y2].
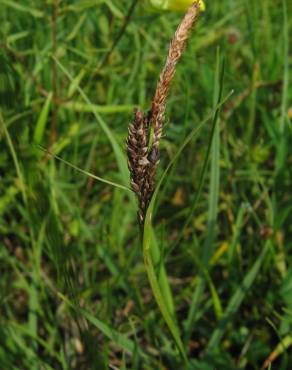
[126, 1, 203, 360]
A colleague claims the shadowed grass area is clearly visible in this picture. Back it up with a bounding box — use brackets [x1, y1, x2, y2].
[0, 0, 291, 369]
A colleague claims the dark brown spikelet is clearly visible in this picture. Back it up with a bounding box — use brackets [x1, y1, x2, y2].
[127, 2, 201, 227]
[127, 108, 150, 224]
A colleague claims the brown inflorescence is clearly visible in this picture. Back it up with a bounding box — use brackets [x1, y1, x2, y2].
[127, 108, 151, 225]
[127, 2, 201, 227]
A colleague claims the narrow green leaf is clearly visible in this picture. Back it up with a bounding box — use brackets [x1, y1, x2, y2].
[228, 203, 246, 264]
[206, 241, 270, 352]
[262, 334, 292, 369]
[150, 228, 175, 317]
[176, 54, 226, 247]
[67, 68, 86, 96]
[28, 221, 46, 340]
[36, 145, 131, 192]
[0, 113, 27, 205]
[9, 323, 64, 364]
[0, 0, 44, 17]
[185, 51, 225, 339]
[58, 292, 146, 358]
[62, 101, 134, 114]
[190, 254, 223, 320]
[33, 92, 53, 143]
[276, 0, 290, 172]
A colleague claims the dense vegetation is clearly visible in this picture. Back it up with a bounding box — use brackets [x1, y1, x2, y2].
[0, 0, 291, 369]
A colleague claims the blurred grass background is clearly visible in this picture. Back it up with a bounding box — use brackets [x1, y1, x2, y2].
[0, 0, 291, 369]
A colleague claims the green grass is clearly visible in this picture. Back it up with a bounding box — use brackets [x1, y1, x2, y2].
[0, 0, 291, 369]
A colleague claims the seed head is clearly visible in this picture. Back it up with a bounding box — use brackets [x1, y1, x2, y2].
[127, 2, 201, 227]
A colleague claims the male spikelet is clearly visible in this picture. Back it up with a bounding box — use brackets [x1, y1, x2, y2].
[127, 1, 201, 226]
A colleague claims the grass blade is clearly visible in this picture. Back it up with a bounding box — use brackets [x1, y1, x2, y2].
[206, 241, 270, 352]
[61, 101, 134, 114]
[33, 92, 53, 143]
[174, 57, 226, 248]
[58, 292, 146, 359]
[149, 227, 175, 317]
[185, 50, 225, 339]
[0, 112, 27, 205]
[276, 0, 290, 172]
[36, 145, 131, 192]
[0, 0, 43, 17]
